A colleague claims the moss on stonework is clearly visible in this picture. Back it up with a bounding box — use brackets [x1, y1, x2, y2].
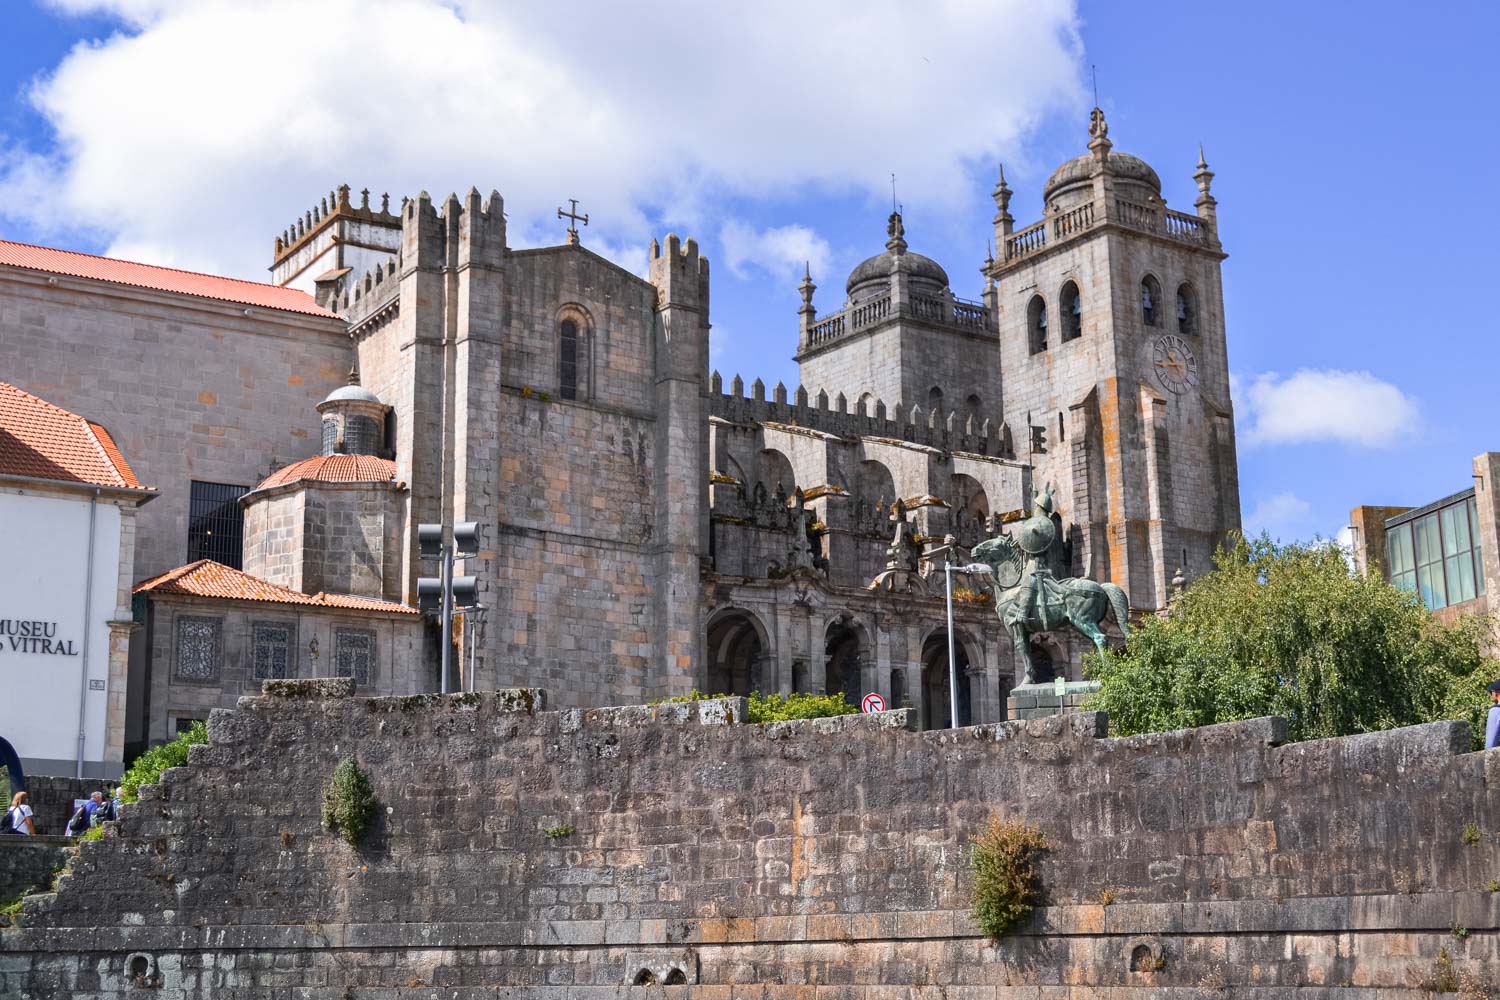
[366, 691, 487, 714]
[262, 678, 355, 700]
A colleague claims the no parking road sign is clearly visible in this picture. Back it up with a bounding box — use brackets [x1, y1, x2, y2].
[861, 692, 886, 714]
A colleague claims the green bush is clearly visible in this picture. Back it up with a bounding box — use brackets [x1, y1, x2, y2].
[322, 758, 377, 847]
[119, 720, 208, 803]
[658, 689, 859, 724]
[1087, 535, 1499, 746]
[544, 823, 575, 840]
[969, 818, 1049, 940]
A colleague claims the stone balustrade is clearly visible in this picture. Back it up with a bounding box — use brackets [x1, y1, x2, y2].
[1003, 195, 1217, 265]
[805, 291, 992, 350]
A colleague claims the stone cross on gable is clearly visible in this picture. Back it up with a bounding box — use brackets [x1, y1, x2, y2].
[557, 199, 589, 246]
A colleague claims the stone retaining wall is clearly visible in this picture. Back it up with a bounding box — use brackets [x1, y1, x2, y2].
[0, 837, 68, 910]
[2, 681, 1499, 996]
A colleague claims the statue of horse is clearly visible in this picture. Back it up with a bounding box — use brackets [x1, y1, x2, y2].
[971, 514, 1130, 686]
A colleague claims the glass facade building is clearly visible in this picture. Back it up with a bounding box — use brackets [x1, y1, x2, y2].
[1384, 489, 1485, 611]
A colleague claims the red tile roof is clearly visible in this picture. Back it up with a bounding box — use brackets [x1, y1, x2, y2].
[134, 560, 417, 614]
[0, 239, 339, 319]
[0, 381, 151, 490]
[252, 454, 399, 492]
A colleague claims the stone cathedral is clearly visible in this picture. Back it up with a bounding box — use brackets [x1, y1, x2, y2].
[0, 109, 1239, 746]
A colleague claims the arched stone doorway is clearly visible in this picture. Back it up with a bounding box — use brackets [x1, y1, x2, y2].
[824, 618, 869, 705]
[704, 608, 769, 697]
[1027, 636, 1060, 684]
[920, 630, 974, 730]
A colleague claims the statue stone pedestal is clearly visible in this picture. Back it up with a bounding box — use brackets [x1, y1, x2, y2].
[1006, 680, 1101, 722]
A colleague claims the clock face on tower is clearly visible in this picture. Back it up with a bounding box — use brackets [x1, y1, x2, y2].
[1152, 334, 1198, 394]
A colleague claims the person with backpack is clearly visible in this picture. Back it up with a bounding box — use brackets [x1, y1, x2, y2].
[66, 799, 91, 837]
[7, 791, 35, 835]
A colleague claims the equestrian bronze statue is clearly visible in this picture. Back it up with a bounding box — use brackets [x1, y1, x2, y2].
[970, 486, 1130, 684]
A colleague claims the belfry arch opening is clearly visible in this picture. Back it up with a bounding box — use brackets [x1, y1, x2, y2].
[1027, 295, 1048, 354]
[704, 608, 768, 697]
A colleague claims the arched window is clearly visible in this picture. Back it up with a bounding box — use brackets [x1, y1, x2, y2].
[559, 319, 579, 400]
[1176, 283, 1197, 335]
[964, 393, 982, 423]
[1027, 295, 1048, 355]
[1060, 281, 1082, 342]
[927, 386, 944, 411]
[1141, 275, 1161, 328]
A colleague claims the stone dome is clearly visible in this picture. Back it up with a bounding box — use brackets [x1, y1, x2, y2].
[845, 249, 949, 297]
[1043, 150, 1161, 203]
[844, 210, 950, 302]
[321, 381, 382, 405]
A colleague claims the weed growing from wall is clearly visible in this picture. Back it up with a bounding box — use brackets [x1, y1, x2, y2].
[969, 818, 1049, 941]
[322, 758, 377, 847]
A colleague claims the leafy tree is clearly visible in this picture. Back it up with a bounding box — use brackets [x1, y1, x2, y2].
[1087, 535, 1497, 745]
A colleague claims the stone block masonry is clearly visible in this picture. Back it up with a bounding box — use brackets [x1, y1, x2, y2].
[4, 682, 1500, 995]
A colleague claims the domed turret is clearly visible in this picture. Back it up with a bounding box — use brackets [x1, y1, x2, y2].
[1040, 106, 1162, 212]
[844, 210, 949, 305]
[315, 366, 389, 456]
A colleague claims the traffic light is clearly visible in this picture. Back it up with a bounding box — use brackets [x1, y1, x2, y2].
[453, 522, 481, 558]
[418, 523, 443, 559]
[416, 577, 443, 612]
[451, 576, 478, 608]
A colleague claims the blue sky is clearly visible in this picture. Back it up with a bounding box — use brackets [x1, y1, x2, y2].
[3, 0, 1497, 546]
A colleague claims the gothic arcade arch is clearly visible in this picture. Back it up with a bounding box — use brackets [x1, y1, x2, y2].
[823, 617, 871, 705]
[753, 448, 797, 505]
[950, 473, 990, 539]
[704, 607, 770, 697]
[919, 628, 976, 731]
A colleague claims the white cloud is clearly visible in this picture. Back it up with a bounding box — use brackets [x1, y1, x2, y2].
[1238, 369, 1420, 448]
[1243, 491, 1312, 541]
[6, 0, 1083, 279]
[720, 220, 833, 284]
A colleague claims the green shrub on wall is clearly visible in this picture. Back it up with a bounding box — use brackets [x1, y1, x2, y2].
[322, 758, 377, 847]
[119, 720, 208, 803]
[659, 690, 859, 724]
[969, 818, 1049, 940]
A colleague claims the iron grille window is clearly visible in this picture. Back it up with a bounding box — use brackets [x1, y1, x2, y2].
[251, 622, 294, 680]
[174, 717, 205, 735]
[559, 319, 579, 400]
[188, 480, 249, 568]
[334, 628, 376, 689]
[174, 616, 222, 682]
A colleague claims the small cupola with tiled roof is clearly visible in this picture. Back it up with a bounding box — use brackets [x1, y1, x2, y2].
[316, 365, 388, 457]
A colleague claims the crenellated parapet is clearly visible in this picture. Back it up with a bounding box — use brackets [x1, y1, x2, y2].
[270, 183, 404, 291]
[708, 369, 1015, 459]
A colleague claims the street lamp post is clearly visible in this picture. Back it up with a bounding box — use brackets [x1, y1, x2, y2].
[417, 522, 481, 694]
[943, 556, 993, 729]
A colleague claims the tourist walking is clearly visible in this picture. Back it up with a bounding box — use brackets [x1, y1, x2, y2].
[1486, 680, 1500, 750]
[7, 791, 34, 835]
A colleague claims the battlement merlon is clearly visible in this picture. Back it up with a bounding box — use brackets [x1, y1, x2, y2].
[709, 372, 1018, 461]
[650, 233, 711, 381]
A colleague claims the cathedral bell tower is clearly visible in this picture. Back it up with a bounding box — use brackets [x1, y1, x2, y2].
[987, 108, 1240, 611]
